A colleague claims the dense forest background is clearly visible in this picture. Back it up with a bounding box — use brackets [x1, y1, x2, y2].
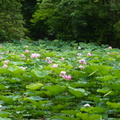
[0, 0, 120, 47]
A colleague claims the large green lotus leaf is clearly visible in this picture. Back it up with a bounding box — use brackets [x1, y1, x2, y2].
[88, 95, 101, 102]
[52, 104, 69, 112]
[0, 95, 13, 104]
[87, 114, 103, 120]
[69, 81, 88, 88]
[71, 71, 87, 78]
[0, 118, 11, 120]
[61, 64, 73, 70]
[30, 69, 50, 77]
[112, 69, 120, 79]
[98, 65, 113, 75]
[34, 100, 51, 110]
[84, 64, 99, 75]
[51, 116, 79, 120]
[44, 66, 51, 70]
[76, 112, 89, 120]
[44, 52, 55, 57]
[50, 67, 64, 74]
[0, 85, 6, 90]
[26, 83, 44, 90]
[10, 61, 25, 65]
[68, 86, 87, 98]
[6, 78, 21, 83]
[76, 112, 102, 120]
[23, 98, 49, 109]
[89, 59, 100, 63]
[8, 66, 25, 74]
[80, 106, 106, 114]
[106, 102, 120, 109]
[55, 95, 71, 101]
[0, 77, 4, 82]
[0, 112, 10, 118]
[61, 110, 79, 115]
[111, 83, 120, 90]
[0, 68, 7, 74]
[96, 75, 115, 82]
[97, 87, 110, 94]
[84, 64, 113, 76]
[8, 66, 17, 72]
[38, 100, 49, 105]
[25, 96, 44, 101]
[8, 54, 20, 59]
[44, 85, 66, 96]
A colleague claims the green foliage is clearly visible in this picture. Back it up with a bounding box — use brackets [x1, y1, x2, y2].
[114, 21, 120, 38]
[0, 39, 120, 119]
[31, 0, 120, 47]
[26, 83, 44, 90]
[0, 0, 26, 41]
[21, 0, 37, 38]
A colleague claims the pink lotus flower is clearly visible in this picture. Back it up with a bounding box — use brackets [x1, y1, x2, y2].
[2, 64, 8, 68]
[25, 49, 29, 53]
[30, 53, 40, 58]
[108, 46, 112, 49]
[23, 58, 26, 60]
[0, 45, 2, 47]
[46, 57, 51, 61]
[6, 50, 9, 53]
[21, 54, 25, 57]
[25, 45, 29, 48]
[59, 71, 66, 76]
[52, 64, 58, 67]
[61, 58, 65, 61]
[77, 53, 82, 56]
[20, 38, 23, 41]
[65, 92, 68, 96]
[87, 52, 92, 56]
[0, 53, 4, 55]
[48, 60, 52, 64]
[107, 52, 111, 55]
[63, 75, 72, 80]
[4, 60, 10, 64]
[78, 46, 81, 50]
[79, 59, 86, 64]
[79, 65, 85, 69]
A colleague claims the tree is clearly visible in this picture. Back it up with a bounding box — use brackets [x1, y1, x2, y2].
[21, 0, 37, 38]
[0, 0, 26, 41]
[31, 0, 120, 47]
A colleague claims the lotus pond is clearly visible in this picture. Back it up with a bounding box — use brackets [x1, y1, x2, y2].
[0, 39, 120, 120]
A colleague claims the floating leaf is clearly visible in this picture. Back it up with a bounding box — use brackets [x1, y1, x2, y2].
[97, 87, 110, 94]
[44, 85, 66, 96]
[0, 118, 11, 120]
[26, 83, 44, 90]
[96, 75, 115, 82]
[68, 86, 88, 98]
[0, 85, 6, 90]
[76, 112, 102, 120]
[106, 102, 120, 109]
[61, 110, 79, 115]
[31, 69, 50, 77]
[80, 106, 106, 114]
[0, 112, 10, 117]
